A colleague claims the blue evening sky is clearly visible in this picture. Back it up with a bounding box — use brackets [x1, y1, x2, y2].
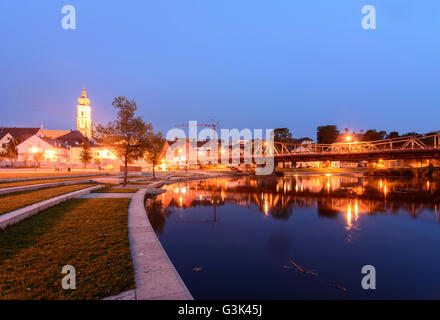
[0, 1, 439, 139]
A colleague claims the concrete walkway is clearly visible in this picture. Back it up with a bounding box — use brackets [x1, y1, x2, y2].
[125, 189, 193, 300]
[81, 193, 134, 199]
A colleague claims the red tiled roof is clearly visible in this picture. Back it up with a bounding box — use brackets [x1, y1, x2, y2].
[0, 127, 41, 141]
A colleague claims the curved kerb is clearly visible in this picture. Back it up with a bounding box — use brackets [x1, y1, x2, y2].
[128, 188, 193, 300]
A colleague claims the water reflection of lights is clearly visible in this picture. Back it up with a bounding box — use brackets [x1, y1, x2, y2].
[354, 201, 359, 218]
[345, 200, 361, 242]
[159, 176, 438, 224]
[346, 205, 352, 228]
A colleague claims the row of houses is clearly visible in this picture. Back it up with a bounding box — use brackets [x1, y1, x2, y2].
[0, 127, 118, 168]
[162, 137, 316, 168]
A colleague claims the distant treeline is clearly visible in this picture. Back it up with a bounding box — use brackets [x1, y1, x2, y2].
[316, 125, 430, 144]
[273, 126, 435, 145]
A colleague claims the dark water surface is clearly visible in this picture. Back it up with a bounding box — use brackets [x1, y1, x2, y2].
[145, 175, 440, 299]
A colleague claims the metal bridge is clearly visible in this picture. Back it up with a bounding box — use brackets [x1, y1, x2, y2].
[251, 131, 440, 163]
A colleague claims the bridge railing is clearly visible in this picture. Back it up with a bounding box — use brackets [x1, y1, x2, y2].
[271, 131, 440, 156]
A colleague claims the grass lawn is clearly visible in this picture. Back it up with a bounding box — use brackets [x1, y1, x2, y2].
[0, 198, 134, 299]
[0, 176, 108, 189]
[0, 184, 96, 215]
[92, 187, 138, 193]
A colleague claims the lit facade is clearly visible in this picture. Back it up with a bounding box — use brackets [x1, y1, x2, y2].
[77, 85, 92, 139]
[17, 135, 69, 163]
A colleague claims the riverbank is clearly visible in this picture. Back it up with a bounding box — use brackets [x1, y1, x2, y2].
[276, 166, 440, 178]
[104, 169, 247, 300]
[364, 166, 439, 178]
[276, 167, 366, 176]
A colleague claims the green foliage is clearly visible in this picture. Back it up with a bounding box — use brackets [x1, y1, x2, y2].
[362, 129, 387, 141]
[403, 132, 419, 136]
[145, 131, 165, 179]
[273, 128, 293, 143]
[1, 138, 18, 159]
[32, 151, 44, 166]
[79, 139, 93, 168]
[317, 125, 339, 144]
[386, 131, 399, 139]
[95, 96, 153, 185]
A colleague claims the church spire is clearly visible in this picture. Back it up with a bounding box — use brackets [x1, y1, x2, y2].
[78, 85, 90, 105]
[77, 85, 92, 139]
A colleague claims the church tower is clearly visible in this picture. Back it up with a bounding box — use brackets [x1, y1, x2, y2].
[77, 85, 92, 139]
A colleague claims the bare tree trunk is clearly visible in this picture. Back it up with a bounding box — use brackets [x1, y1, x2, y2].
[124, 157, 128, 186]
[152, 162, 155, 180]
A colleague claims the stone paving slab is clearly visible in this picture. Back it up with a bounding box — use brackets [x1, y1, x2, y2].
[0, 185, 104, 229]
[81, 193, 134, 199]
[147, 181, 165, 188]
[103, 290, 136, 300]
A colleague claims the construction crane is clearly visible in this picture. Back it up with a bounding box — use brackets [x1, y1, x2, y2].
[175, 120, 219, 140]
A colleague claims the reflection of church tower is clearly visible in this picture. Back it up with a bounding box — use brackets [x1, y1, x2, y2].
[77, 85, 92, 139]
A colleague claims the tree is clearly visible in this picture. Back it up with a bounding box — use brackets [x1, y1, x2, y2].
[94, 157, 102, 170]
[33, 151, 44, 171]
[273, 128, 293, 143]
[79, 139, 93, 170]
[1, 138, 18, 163]
[402, 132, 419, 137]
[387, 131, 399, 139]
[317, 125, 339, 144]
[95, 96, 152, 185]
[362, 129, 387, 141]
[145, 131, 165, 180]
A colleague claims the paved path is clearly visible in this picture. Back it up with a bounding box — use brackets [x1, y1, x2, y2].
[81, 193, 134, 199]
[122, 188, 193, 300]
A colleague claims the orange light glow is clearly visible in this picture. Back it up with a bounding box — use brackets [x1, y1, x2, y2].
[346, 205, 352, 227]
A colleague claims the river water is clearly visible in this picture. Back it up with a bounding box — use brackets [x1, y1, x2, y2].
[145, 174, 440, 299]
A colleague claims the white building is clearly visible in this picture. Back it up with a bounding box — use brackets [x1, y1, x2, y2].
[17, 134, 70, 164]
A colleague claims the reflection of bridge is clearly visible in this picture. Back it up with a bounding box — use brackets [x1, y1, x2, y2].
[244, 131, 440, 162]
